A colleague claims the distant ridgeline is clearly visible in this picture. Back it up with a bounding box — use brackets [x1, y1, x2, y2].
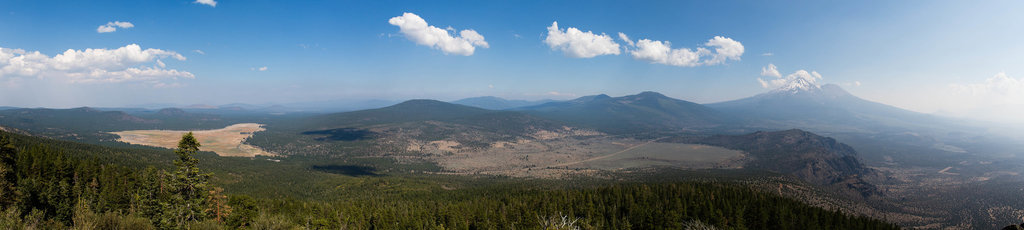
[0, 130, 898, 229]
[0, 107, 251, 143]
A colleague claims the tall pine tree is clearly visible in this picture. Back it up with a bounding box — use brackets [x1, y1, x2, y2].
[160, 132, 211, 228]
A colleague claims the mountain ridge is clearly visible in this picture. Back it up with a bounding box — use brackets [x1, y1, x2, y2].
[515, 91, 727, 134]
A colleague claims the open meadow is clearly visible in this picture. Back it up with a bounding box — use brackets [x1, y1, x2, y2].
[111, 123, 275, 157]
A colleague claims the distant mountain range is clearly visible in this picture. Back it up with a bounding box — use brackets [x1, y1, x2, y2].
[1, 81, 1002, 166]
[298, 99, 562, 134]
[513, 91, 727, 134]
[125, 99, 400, 114]
[451, 96, 556, 110]
[0, 107, 244, 142]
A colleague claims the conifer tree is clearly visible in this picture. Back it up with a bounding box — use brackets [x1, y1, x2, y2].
[160, 132, 210, 228]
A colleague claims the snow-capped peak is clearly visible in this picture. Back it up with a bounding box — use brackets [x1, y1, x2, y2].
[761, 69, 823, 94]
[774, 76, 821, 93]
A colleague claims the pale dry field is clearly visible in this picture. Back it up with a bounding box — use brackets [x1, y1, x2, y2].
[111, 123, 275, 157]
[412, 134, 746, 178]
[576, 142, 746, 170]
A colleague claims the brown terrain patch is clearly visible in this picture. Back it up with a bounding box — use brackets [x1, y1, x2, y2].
[110, 123, 275, 157]
[418, 134, 743, 178]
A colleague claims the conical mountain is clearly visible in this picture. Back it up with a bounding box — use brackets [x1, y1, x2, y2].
[709, 82, 953, 133]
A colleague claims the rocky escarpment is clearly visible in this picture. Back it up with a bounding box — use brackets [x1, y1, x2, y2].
[678, 129, 881, 197]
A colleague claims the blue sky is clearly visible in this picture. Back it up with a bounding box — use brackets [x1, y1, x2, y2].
[1, 0, 1023, 123]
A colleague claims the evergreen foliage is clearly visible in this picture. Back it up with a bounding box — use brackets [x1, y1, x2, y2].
[160, 132, 212, 228]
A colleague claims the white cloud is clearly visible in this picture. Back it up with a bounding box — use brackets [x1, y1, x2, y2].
[623, 34, 744, 67]
[630, 39, 702, 66]
[252, 66, 268, 71]
[762, 52, 774, 56]
[950, 72, 1024, 106]
[544, 22, 620, 58]
[96, 21, 134, 33]
[761, 63, 781, 77]
[193, 50, 205, 55]
[387, 12, 489, 56]
[617, 32, 634, 47]
[195, 0, 217, 7]
[945, 72, 1024, 124]
[0, 44, 193, 84]
[704, 36, 744, 65]
[97, 26, 116, 33]
[488, 84, 494, 89]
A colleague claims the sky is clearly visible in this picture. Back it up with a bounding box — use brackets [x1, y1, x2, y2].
[1, 0, 1023, 124]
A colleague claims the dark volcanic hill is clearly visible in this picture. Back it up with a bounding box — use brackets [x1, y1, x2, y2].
[674, 129, 881, 197]
[308, 99, 490, 125]
[515, 91, 727, 134]
[254, 99, 575, 156]
[451, 96, 556, 110]
[301, 99, 563, 133]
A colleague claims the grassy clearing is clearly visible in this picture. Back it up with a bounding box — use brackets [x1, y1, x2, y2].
[580, 142, 744, 170]
[110, 123, 274, 157]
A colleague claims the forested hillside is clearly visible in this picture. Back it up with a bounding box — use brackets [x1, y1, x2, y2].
[0, 130, 897, 229]
[249, 99, 571, 156]
[0, 107, 249, 143]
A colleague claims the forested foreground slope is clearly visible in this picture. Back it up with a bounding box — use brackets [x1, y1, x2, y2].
[0, 130, 896, 229]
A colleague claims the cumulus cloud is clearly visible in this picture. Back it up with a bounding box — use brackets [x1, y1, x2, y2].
[704, 37, 744, 65]
[97, 21, 134, 33]
[544, 22, 620, 58]
[622, 34, 744, 67]
[758, 68, 822, 90]
[950, 72, 1024, 106]
[195, 0, 217, 7]
[193, 50, 205, 55]
[945, 72, 1024, 124]
[761, 63, 781, 77]
[617, 32, 634, 47]
[388, 12, 488, 56]
[0, 44, 193, 84]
